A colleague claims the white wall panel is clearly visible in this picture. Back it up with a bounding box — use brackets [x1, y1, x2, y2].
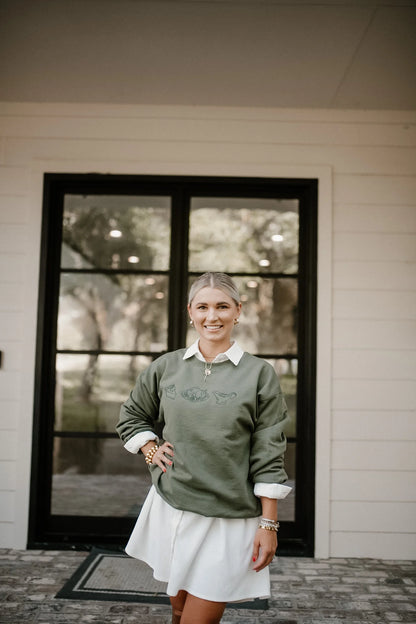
[0, 225, 28, 254]
[0, 522, 14, 548]
[333, 261, 416, 291]
[0, 372, 21, 402]
[0, 342, 23, 371]
[0, 166, 28, 194]
[335, 174, 416, 205]
[332, 350, 416, 379]
[0, 462, 17, 490]
[0, 401, 19, 429]
[0, 195, 28, 223]
[332, 411, 416, 441]
[1, 108, 415, 146]
[333, 290, 416, 320]
[332, 441, 416, 471]
[0, 312, 24, 340]
[333, 379, 415, 410]
[334, 204, 416, 234]
[333, 320, 416, 350]
[0, 491, 15, 522]
[331, 501, 416, 532]
[331, 470, 415, 501]
[0, 283, 24, 311]
[0, 253, 25, 283]
[334, 232, 416, 262]
[0, 430, 17, 462]
[5, 137, 416, 176]
[330, 531, 416, 559]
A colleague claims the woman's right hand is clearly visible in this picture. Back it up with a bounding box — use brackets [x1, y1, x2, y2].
[141, 441, 174, 472]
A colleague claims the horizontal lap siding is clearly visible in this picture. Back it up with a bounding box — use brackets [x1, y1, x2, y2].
[332, 126, 416, 557]
[0, 104, 414, 555]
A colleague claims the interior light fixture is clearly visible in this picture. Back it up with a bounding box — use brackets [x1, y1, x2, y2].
[155, 291, 165, 299]
[271, 234, 284, 242]
[247, 280, 258, 288]
[259, 259, 271, 267]
[109, 229, 122, 238]
[128, 255, 140, 264]
[145, 277, 156, 285]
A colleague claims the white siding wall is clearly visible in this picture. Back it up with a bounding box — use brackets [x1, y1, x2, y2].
[0, 103, 415, 558]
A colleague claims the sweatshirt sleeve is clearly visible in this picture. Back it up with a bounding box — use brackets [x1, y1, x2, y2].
[116, 360, 164, 446]
[249, 362, 290, 485]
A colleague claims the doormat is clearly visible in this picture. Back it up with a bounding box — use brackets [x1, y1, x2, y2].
[56, 548, 268, 610]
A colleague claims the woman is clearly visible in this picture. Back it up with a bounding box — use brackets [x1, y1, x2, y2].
[116, 272, 291, 624]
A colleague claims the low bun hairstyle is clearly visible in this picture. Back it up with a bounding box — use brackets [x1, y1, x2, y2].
[188, 272, 240, 306]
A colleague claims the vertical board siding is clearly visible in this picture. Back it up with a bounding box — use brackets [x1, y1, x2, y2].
[0, 104, 415, 556]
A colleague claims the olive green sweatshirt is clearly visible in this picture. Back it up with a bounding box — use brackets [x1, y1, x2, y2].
[116, 349, 289, 518]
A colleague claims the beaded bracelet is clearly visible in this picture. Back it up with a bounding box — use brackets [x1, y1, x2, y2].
[144, 444, 159, 465]
[258, 518, 280, 532]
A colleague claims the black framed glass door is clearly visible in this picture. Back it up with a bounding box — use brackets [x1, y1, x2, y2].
[29, 174, 317, 555]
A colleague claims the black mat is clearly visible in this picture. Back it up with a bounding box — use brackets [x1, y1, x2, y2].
[56, 548, 268, 610]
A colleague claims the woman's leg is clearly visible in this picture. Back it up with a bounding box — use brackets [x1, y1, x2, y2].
[170, 590, 188, 623]
[180, 593, 226, 624]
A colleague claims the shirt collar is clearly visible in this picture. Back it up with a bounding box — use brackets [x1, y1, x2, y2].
[183, 340, 244, 366]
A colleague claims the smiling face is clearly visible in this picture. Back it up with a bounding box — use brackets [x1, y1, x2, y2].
[188, 286, 241, 356]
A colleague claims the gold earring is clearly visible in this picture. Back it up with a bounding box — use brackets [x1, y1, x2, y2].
[234, 318, 239, 325]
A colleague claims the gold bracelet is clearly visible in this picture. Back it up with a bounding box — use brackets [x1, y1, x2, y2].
[258, 519, 280, 532]
[144, 444, 159, 465]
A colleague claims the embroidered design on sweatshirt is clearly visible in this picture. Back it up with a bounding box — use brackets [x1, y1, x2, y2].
[164, 384, 177, 400]
[213, 391, 237, 405]
[181, 387, 210, 402]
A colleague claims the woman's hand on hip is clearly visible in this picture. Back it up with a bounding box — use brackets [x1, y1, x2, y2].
[152, 441, 174, 472]
[252, 528, 277, 572]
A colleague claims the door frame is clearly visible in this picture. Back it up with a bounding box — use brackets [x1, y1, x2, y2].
[28, 172, 319, 555]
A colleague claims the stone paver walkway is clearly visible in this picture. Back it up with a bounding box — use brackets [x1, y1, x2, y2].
[0, 549, 415, 623]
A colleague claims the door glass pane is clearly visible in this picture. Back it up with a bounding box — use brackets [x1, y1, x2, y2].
[57, 273, 169, 351]
[265, 358, 297, 438]
[278, 442, 296, 522]
[189, 197, 298, 274]
[51, 438, 152, 516]
[187, 195, 299, 525]
[61, 195, 171, 270]
[55, 354, 153, 433]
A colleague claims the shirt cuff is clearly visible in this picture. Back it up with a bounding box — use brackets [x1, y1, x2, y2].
[254, 482, 292, 500]
[124, 431, 158, 454]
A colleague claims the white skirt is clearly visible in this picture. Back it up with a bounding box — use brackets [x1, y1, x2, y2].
[125, 486, 270, 603]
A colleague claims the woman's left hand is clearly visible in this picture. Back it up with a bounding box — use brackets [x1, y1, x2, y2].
[252, 528, 277, 572]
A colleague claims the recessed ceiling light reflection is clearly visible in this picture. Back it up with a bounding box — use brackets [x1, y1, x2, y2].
[109, 229, 122, 238]
[259, 259, 270, 267]
[271, 234, 284, 242]
[128, 255, 140, 264]
[247, 280, 258, 289]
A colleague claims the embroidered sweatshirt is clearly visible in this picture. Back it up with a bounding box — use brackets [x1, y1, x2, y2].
[116, 349, 289, 519]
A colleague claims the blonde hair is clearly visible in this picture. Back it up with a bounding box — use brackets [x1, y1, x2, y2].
[188, 272, 240, 306]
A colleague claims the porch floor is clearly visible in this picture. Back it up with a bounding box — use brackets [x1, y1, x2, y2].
[0, 549, 415, 623]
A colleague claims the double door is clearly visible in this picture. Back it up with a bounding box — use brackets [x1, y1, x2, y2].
[29, 174, 317, 555]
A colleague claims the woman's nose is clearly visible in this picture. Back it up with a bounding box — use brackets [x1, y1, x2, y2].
[206, 307, 218, 320]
